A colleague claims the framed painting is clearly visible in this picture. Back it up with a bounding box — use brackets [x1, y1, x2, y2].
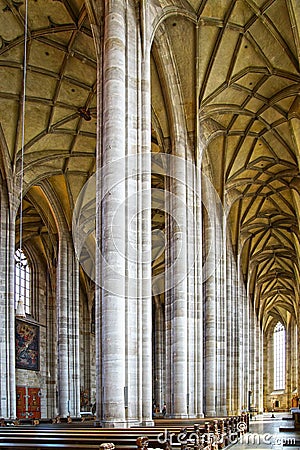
[15, 320, 39, 371]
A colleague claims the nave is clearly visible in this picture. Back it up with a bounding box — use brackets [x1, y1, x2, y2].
[0, 0, 300, 426]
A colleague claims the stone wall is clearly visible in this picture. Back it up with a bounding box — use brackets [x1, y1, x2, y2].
[15, 255, 48, 418]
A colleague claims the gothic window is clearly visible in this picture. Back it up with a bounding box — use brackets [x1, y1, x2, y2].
[274, 322, 285, 390]
[15, 248, 31, 315]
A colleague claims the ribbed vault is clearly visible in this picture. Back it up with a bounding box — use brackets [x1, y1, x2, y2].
[0, 0, 300, 329]
[150, 0, 300, 330]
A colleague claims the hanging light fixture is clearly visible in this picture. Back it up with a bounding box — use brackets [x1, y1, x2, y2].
[15, 0, 28, 319]
[15, 251, 27, 319]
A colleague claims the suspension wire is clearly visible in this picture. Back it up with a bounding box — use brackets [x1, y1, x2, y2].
[15, 0, 28, 318]
[18, 0, 28, 257]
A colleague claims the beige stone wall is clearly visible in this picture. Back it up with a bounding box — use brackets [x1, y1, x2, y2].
[15, 256, 48, 418]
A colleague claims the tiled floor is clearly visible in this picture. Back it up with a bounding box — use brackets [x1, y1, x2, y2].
[232, 412, 300, 450]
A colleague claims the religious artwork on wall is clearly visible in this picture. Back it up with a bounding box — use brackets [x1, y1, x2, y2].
[80, 388, 90, 409]
[15, 320, 39, 371]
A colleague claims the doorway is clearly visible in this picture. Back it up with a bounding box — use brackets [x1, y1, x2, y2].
[16, 386, 41, 419]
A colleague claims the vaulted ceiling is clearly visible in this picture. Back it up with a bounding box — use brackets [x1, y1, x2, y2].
[150, 0, 300, 331]
[0, 0, 299, 329]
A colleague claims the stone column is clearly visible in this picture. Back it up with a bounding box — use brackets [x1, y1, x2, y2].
[164, 169, 173, 414]
[231, 259, 239, 414]
[46, 278, 57, 418]
[216, 226, 227, 416]
[253, 317, 258, 408]
[195, 168, 204, 418]
[171, 154, 188, 418]
[256, 321, 263, 412]
[153, 20, 198, 417]
[164, 153, 191, 418]
[98, 1, 126, 424]
[294, 322, 298, 399]
[0, 181, 16, 419]
[226, 252, 233, 415]
[297, 326, 300, 408]
[268, 330, 274, 410]
[187, 163, 203, 418]
[202, 192, 216, 417]
[288, 106, 300, 403]
[81, 295, 93, 411]
[262, 333, 267, 410]
[96, 0, 153, 426]
[57, 233, 80, 417]
[195, 22, 204, 420]
[290, 321, 297, 402]
[286, 324, 292, 408]
[153, 297, 164, 411]
[249, 306, 255, 408]
[237, 267, 244, 412]
[243, 291, 250, 411]
[140, 21, 153, 424]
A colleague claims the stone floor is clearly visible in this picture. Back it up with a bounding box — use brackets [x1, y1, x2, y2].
[232, 412, 300, 450]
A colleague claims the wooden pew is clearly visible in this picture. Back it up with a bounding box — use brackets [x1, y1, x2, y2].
[0, 414, 248, 450]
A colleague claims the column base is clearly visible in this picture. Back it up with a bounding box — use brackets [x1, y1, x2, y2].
[216, 407, 227, 416]
[141, 419, 155, 426]
[205, 410, 216, 417]
[101, 421, 132, 428]
[102, 419, 151, 428]
[172, 414, 189, 419]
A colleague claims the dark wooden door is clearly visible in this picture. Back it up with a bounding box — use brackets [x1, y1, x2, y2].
[16, 386, 41, 419]
[28, 387, 41, 419]
[16, 386, 26, 419]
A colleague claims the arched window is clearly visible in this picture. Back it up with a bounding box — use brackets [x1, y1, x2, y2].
[274, 322, 285, 390]
[15, 248, 31, 315]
